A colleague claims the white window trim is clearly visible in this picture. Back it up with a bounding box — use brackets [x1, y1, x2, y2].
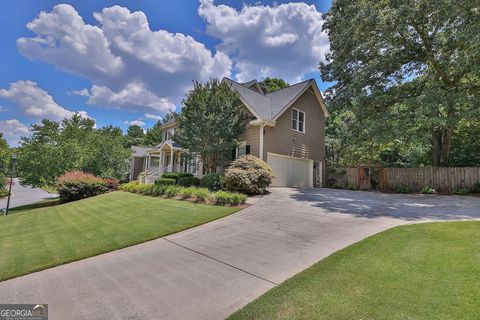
[291, 108, 305, 134]
[236, 141, 247, 159]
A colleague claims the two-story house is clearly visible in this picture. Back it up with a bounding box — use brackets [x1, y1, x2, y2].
[130, 77, 328, 187]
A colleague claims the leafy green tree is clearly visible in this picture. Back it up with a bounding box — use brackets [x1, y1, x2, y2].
[0, 134, 10, 174]
[321, 0, 480, 166]
[174, 79, 249, 173]
[125, 125, 145, 147]
[16, 115, 130, 187]
[259, 77, 289, 93]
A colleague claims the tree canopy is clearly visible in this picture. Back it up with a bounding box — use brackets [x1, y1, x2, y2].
[125, 125, 146, 147]
[321, 0, 480, 167]
[16, 114, 131, 187]
[259, 77, 289, 93]
[174, 79, 249, 173]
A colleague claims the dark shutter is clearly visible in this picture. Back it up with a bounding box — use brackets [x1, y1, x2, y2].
[246, 145, 251, 155]
[231, 148, 236, 160]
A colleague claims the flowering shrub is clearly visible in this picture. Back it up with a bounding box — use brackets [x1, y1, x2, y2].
[57, 171, 118, 202]
[225, 155, 274, 194]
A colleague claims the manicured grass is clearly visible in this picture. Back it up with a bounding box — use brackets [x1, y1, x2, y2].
[8, 198, 61, 214]
[229, 222, 480, 320]
[0, 191, 239, 281]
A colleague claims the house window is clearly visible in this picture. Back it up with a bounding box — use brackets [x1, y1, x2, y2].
[236, 141, 250, 158]
[292, 108, 305, 133]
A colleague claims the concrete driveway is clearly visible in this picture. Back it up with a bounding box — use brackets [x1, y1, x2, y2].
[0, 178, 58, 211]
[0, 188, 479, 319]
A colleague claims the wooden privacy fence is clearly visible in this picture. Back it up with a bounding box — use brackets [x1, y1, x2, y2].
[326, 166, 480, 194]
[378, 167, 480, 194]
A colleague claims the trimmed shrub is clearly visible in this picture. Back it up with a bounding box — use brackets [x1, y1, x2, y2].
[57, 171, 118, 202]
[225, 155, 274, 195]
[155, 178, 176, 186]
[177, 176, 200, 187]
[165, 185, 183, 198]
[212, 191, 247, 206]
[161, 172, 193, 182]
[200, 173, 225, 191]
[193, 188, 209, 202]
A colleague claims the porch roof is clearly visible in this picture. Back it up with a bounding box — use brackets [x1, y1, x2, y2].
[150, 139, 184, 152]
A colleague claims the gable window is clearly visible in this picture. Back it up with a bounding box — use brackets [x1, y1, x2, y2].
[292, 108, 305, 133]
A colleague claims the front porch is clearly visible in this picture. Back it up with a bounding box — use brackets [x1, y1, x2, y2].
[143, 140, 199, 183]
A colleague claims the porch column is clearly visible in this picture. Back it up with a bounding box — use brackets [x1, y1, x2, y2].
[169, 149, 174, 172]
[259, 124, 264, 160]
[159, 150, 163, 172]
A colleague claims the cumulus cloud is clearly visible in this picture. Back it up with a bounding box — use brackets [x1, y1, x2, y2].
[0, 80, 90, 121]
[18, 4, 232, 114]
[0, 119, 30, 146]
[123, 119, 145, 127]
[198, 0, 329, 82]
[144, 113, 163, 121]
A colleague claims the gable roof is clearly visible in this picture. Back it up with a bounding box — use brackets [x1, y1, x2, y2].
[223, 77, 328, 122]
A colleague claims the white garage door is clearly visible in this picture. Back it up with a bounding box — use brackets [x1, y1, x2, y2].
[267, 152, 313, 187]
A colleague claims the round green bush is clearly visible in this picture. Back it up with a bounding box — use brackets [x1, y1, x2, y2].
[161, 172, 193, 182]
[177, 176, 200, 187]
[200, 173, 225, 191]
[225, 155, 274, 195]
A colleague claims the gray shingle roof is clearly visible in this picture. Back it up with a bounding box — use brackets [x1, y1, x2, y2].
[223, 78, 314, 121]
[131, 145, 152, 157]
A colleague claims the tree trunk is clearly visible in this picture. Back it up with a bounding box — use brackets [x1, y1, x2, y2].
[431, 129, 442, 167]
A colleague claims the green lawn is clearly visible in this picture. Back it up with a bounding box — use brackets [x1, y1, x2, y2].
[229, 222, 480, 320]
[0, 191, 239, 281]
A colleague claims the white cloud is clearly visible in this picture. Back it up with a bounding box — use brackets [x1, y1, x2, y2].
[198, 0, 329, 82]
[68, 88, 90, 96]
[0, 106, 6, 112]
[123, 119, 145, 127]
[0, 119, 30, 146]
[18, 4, 232, 114]
[0, 80, 91, 121]
[144, 113, 163, 120]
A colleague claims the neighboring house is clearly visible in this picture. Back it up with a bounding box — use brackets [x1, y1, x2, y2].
[130, 77, 329, 187]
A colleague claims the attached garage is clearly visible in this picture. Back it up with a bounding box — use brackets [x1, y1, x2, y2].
[267, 152, 313, 188]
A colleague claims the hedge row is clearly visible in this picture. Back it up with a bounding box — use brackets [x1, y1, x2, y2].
[120, 181, 247, 206]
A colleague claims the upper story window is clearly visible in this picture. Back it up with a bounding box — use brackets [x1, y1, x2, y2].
[292, 108, 305, 133]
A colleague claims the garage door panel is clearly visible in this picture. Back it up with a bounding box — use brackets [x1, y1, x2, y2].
[267, 153, 313, 188]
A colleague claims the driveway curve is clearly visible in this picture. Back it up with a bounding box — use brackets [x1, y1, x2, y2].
[0, 188, 479, 319]
[0, 178, 58, 211]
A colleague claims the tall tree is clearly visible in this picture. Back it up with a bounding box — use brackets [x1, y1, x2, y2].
[174, 79, 249, 173]
[16, 115, 130, 187]
[321, 0, 480, 166]
[125, 125, 145, 147]
[259, 77, 289, 93]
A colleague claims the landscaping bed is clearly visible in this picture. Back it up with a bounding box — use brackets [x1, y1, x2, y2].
[0, 191, 239, 281]
[229, 221, 480, 320]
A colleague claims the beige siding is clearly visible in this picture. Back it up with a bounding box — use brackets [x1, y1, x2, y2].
[239, 107, 260, 157]
[263, 90, 325, 162]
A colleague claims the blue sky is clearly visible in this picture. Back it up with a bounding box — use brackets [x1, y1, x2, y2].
[0, 0, 332, 145]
